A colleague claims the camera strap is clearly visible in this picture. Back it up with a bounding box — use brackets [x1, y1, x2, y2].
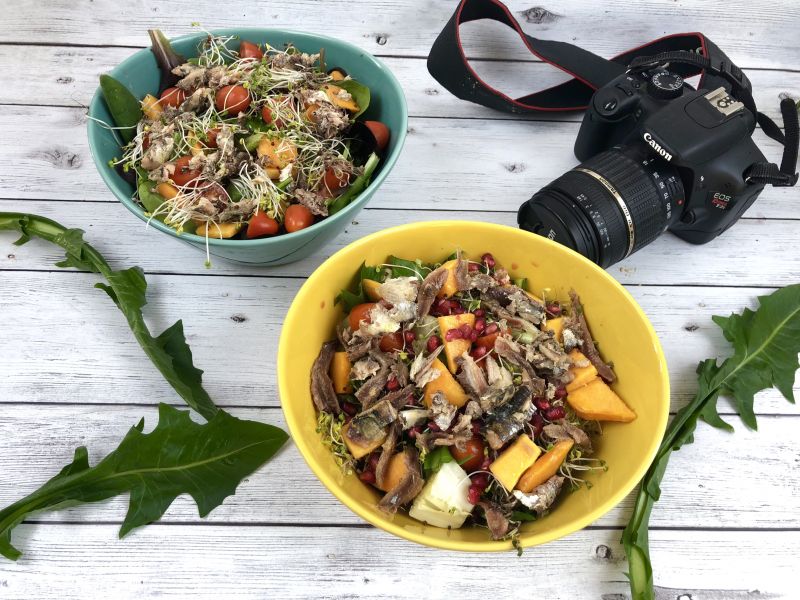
[427, 0, 798, 186]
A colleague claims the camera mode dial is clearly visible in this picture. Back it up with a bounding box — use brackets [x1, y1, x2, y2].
[647, 71, 684, 100]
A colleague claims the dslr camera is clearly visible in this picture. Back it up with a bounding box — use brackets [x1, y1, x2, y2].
[519, 64, 798, 267]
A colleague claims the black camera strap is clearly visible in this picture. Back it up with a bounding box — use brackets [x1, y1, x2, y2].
[427, 0, 798, 186]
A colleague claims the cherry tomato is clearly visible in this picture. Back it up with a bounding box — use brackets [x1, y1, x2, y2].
[364, 120, 390, 152]
[246, 211, 279, 238]
[450, 436, 486, 472]
[215, 85, 251, 115]
[205, 127, 221, 148]
[348, 303, 376, 332]
[284, 204, 314, 233]
[474, 332, 499, 350]
[239, 40, 264, 61]
[170, 155, 201, 186]
[323, 167, 350, 191]
[261, 105, 273, 124]
[159, 87, 186, 108]
[379, 331, 404, 353]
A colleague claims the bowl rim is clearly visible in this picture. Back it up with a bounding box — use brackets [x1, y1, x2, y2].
[86, 27, 409, 248]
[278, 220, 670, 552]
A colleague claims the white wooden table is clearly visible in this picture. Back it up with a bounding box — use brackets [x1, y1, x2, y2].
[1, 1, 799, 598]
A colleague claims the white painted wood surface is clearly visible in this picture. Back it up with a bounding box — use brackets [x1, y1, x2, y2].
[1, 1, 799, 598]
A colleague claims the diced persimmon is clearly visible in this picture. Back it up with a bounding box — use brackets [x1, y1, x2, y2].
[323, 84, 360, 112]
[544, 317, 564, 343]
[489, 435, 542, 491]
[362, 279, 382, 301]
[436, 259, 460, 298]
[423, 358, 467, 408]
[566, 378, 636, 422]
[195, 222, 243, 239]
[516, 439, 574, 493]
[141, 94, 162, 120]
[566, 349, 598, 392]
[155, 182, 179, 200]
[437, 313, 475, 373]
[330, 352, 352, 394]
[342, 421, 386, 459]
[376, 452, 409, 492]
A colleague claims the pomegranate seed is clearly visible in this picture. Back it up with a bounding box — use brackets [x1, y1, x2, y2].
[544, 406, 566, 421]
[474, 318, 486, 333]
[452, 305, 465, 315]
[342, 402, 358, 416]
[471, 345, 487, 359]
[484, 322, 499, 335]
[408, 425, 423, 438]
[531, 413, 544, 436]
[459, 323, 472, 337]
[533, 397, 550, 411]
[359, 470, 376, 484]
[469, 331, 478, 342]
[427, 421, 441, 432]
[386, 377, 399, 391]
[404, 330, 416, 344]
[471, 472, 490, 488]
[468, 262, 479, 272]
[547, 303, 562, 316]
[427, 336, 441, 352]
[449, 299, 461, 309]
[445, 328, 461, 342]
[481, 253, 496, 268]
[554, 386, 568, 400]
[474, 308, 485, 318]
[480, 456, 493, 470]
[467, 485, 481, 504]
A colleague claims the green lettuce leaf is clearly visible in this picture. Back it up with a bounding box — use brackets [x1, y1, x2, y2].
[335, 262, 384, 312]
[0, 213, 217, 421]
[623, 284, 800, 599]
[0, 404, 288, 560]
[328, 152, 380, 215]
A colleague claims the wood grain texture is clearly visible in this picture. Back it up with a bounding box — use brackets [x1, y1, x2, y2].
[1, 45, 798, 123]
[0, 267, 797, 413]
[0, 105, 798, 220]
[2, 201, 799, 287]
[1, 0, 798, 596]
[0, 405, 797, 529]
[0, 524, 797, 599]
[1, 0, 799, 70]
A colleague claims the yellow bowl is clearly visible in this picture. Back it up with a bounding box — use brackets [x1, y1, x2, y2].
[278, 221, 669, 551]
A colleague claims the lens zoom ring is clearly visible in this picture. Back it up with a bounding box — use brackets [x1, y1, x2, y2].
[580, 150, 667, 251]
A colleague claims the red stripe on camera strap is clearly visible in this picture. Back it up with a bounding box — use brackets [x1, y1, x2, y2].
[427, 0, 798, 186]
[427, 0, 741, 113]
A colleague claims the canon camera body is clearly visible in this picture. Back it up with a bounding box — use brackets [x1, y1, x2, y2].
[518, 68, 770, 267]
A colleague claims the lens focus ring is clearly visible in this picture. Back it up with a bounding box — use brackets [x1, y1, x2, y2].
[580, 150, 670, 254]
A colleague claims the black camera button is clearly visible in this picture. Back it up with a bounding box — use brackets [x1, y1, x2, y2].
[615, 84, 634, 97]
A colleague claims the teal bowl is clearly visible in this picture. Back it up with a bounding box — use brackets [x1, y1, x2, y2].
[87, 29, 408, 266]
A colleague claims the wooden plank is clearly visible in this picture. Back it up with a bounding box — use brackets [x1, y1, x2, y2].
[1, 201, 799, 288]
[1, 0, 798, 70]
[0, 404, 797, 528]
[0, 105, 797, 219]
[0, 269, 797, 413]
[1, 45, 798, 123]
[0, 523, 797, 599]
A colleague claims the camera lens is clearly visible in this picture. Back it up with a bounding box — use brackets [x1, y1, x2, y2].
[518, 147, 684, 267]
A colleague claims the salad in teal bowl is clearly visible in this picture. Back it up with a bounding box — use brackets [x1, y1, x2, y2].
[87, 29, 408, 265]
